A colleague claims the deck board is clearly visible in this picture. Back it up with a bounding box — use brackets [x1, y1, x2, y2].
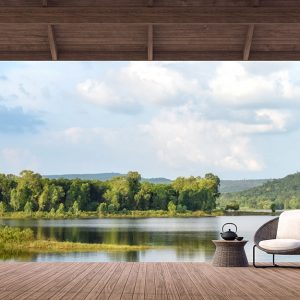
[0, 262, 299, 300]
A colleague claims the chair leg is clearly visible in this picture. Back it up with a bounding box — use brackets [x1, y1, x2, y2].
[253, 245, 300, 268]
[253, 245, 269, 268]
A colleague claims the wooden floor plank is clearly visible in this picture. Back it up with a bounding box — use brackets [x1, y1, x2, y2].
[161, 263, 180, 300]
[145, 263, 156, 298]
[85, 262, 122, 300]
[110, 262, 133, 300]
[166, 263, 191, 300]
[50, 263, 99, 300]
[123, 263, 139, 296]
[0, 263, 66, 300]
[134, 263, 146, 296]
[0, 262, 299, 300]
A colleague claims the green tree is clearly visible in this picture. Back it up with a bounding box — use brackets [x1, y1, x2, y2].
[107, 203, 116, 213]
[134, 182, 152, 210]
[56, 203, 64, 216]
[10, 189, 20, 211]
[38, 185, 49, 211]
[71, 201, 80, 216]
[270, 203, 276, 213]
[0, 201, 6, 216]
[24, 201, 33, 214]
[176, 204, 187, 213]
[17, 170, 43, 210]
[98, 202, 107, 215]
[289, 197, 299, 209]
[168, 201, 176, 215]
[126, 171, 141, 210]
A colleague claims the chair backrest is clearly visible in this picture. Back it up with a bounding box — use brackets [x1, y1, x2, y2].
[276, 210, 300, 239]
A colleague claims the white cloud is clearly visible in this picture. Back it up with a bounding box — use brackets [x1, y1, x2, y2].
[77, 79, 141, 114]
[254, 109, 291, 132]
[54, 126, 118, 146]
[77, 62, 199, 113]
[142, 107, 283, 172]
[209, 62, 300, 107]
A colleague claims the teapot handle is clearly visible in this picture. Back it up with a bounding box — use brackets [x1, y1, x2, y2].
[222, 223, 237, 233]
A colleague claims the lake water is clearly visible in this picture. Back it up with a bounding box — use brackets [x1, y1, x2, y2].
[0, 216, 297, 263]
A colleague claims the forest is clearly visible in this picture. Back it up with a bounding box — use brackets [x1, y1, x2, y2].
[219, 172, 300, 210]
[0, 170, 220, 216]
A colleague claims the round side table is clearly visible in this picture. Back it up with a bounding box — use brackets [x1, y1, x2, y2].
[212, 240, 248, 267]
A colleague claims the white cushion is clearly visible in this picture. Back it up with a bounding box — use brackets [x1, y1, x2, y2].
[259, 239, 300, 251]
[276, 210, 300, 239]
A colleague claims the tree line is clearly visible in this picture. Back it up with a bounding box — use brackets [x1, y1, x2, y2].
[218, 172, 300, 211]
[0, 170, 220, 215]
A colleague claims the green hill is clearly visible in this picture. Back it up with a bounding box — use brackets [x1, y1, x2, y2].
[44, 173, 171, 184]
[219, 179, 268, 193]
[219, 172, 300, 210]
[45, 173, 268, 191]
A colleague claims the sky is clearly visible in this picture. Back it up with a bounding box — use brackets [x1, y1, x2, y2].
[0, 61, 300, 180]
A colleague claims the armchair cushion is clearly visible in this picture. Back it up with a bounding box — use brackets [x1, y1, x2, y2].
[276, 210, 300, 239]
[259, 239, 300, 251]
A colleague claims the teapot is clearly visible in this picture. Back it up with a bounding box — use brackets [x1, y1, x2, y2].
[220, 223, 238, 240]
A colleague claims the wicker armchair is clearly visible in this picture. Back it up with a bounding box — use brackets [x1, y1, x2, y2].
[253, 211, 300, 268]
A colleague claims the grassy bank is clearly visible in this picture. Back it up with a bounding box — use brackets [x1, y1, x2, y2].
[0, 209, 279, 220]
[0, 210, 225, 219]
[0, 226, 154, 255]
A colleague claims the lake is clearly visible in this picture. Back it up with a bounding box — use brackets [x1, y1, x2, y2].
[0, 216, 296, 263]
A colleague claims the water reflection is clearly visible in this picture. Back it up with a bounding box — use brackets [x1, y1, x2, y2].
[2, 216, 292, 262]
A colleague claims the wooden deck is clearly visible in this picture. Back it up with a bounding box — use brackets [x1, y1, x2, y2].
[0, 262, 299, 300]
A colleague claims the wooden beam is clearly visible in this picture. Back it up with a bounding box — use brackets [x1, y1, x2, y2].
[148, 0, 154, 6]
[2, 51, 300, 61]
[243, 24, 254, 60]
[1, 7, 300, 24]
[42, 0, 48, 7]
[147, 24, 153, 61]
[48, 24, 58, 60]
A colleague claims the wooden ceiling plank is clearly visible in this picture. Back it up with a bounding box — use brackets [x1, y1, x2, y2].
[253, 0, 260, 7]
[147, 24, 153, 60]
[243, 24, 254, 60]
[148, 0, 154, 7]
[1, 7, 300, 24]
[48, 24, 58, 60]
[42, 0, 48, 7]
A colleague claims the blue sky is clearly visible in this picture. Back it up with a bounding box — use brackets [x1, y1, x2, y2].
[1, 61, 300, 180]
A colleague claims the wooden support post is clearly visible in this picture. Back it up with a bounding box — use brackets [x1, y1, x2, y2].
[147, 24, 153, 61]
[243, 24, 254, 61]
[48, 24, 58, 60]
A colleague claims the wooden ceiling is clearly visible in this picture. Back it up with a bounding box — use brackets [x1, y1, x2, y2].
[1, 0, 300, 61]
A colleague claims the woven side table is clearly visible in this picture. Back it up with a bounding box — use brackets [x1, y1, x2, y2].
[212, 240, 248, 267]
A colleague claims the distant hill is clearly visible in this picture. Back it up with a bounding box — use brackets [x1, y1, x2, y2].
[219, 179, 269, 193]
[44, 173, 172, 184]
[44, 173, 269, 192]
[219, 172, 300, 210]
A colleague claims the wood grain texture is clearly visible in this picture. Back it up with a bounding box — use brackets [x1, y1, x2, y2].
[243, 24, 255, 60]
[2, 7, 300, 24]
[1, 2, 300, 60]
[148, 24, 153, 60]
[48, 24, 58, 60]
[0, 262, 299, 300]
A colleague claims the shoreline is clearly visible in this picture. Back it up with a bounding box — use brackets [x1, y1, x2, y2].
[0, 210, 279, 220]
